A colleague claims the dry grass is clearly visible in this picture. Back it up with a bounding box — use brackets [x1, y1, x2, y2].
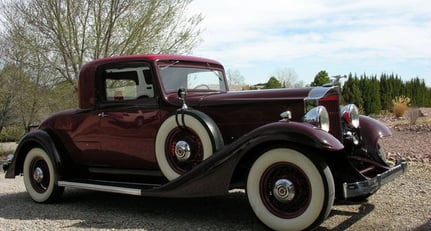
[393, 103, 409, 118]
[0, 143, 16, 160]
[392, 95, 411, 118]
[407, 107, 421, 125]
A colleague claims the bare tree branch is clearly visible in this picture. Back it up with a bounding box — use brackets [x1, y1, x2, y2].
[1, 0, 202, 89]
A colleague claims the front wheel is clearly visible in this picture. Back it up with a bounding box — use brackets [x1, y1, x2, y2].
[23, 148, 64, 203]
[247, 148, 334, 231]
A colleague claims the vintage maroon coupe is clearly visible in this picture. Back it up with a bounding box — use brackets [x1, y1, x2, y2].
[3, 54, 406, 230]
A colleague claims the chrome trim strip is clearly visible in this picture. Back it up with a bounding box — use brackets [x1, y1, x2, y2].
[304, 86, 339, 113]
[58, 181, 143, 196]
[342, 161, 407, 199]
[305, 86, 338, 100]
[88, 167, 163, 176]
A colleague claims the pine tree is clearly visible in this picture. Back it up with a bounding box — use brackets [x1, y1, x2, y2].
[369, 77, 382, 114]
[342, 73, 363, 107]
[380, 74, 392, 111]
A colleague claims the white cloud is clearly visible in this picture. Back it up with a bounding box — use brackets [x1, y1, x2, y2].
[189, 0, 431, 85]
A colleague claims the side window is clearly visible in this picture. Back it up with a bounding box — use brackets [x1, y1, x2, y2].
[104, 66, 154, 102]
[106, 78, 137, 101]
[105, 70, 138, 101]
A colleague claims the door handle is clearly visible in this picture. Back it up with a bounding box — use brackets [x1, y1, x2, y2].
[98, 112, 109, 118]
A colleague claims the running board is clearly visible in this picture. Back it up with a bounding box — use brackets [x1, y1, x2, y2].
[58, 180, 152, 196]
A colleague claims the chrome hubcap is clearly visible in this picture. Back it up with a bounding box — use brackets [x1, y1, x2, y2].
[175, 140, 191, 161]
[273, 179, 295, 203]
[33, 167, 44, 183]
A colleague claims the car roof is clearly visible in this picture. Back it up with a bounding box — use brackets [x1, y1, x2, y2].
[78, 54, 223, 109]
[81, 54, 222, 69]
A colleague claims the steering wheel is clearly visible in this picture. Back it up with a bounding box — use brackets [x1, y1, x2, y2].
[193, 84, 210, 89]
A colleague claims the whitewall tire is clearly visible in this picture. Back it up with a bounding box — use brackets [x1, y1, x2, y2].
[247, 148, 334, 231]
[23, 148, 64, 203]
[155, 114, 215, 180]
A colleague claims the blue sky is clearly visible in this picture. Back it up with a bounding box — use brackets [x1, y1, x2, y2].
[189, 0, 431, 87]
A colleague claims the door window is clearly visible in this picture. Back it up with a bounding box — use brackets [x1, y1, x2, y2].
[104, 66, 154, 102]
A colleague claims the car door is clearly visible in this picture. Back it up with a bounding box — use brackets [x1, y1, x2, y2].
[88, 64, 163, 170]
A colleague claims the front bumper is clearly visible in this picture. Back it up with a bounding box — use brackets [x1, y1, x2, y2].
[342, 161, 408, 199]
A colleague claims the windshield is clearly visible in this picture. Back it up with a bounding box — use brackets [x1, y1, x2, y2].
[159, 66, 227, 93]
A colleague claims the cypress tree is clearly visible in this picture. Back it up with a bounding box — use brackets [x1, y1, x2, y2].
[342, 73, 363, 108]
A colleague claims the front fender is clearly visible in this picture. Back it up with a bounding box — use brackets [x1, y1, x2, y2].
[141, 121, 344, 198]
[359, 115, 391, 154]
[142, 121, 344, 197]
[5, 129, 62, 178]
[251, 121, 344, 151]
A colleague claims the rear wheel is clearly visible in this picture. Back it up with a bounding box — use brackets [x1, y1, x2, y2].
[23, 148, 64, 203]
[247, 148, 334, 231]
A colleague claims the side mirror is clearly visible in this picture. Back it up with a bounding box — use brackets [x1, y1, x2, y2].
[177, 88, 188, 109]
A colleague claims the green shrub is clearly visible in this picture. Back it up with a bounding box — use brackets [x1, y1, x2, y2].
[0, 126, 24, 142]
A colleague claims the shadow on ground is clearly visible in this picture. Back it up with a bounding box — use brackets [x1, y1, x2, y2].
[316, 203, 375, 231]
[0, 188, 268, 230]
[2, 185, 420, 230]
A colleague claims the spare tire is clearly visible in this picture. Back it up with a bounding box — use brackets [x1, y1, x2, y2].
[155, 110, 223, 180]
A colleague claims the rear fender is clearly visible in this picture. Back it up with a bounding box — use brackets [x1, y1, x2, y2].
[359, 115, 391, 154]
[5, 130, 62, 178]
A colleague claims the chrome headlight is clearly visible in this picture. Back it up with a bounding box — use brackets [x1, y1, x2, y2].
[341, 104, 359, 128]
[304, 106, 330, 132]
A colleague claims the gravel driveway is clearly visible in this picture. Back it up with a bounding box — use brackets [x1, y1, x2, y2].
[1, 129, 430, 230]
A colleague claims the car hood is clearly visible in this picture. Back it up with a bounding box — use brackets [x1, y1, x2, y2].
[166, 88, 313, 107]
